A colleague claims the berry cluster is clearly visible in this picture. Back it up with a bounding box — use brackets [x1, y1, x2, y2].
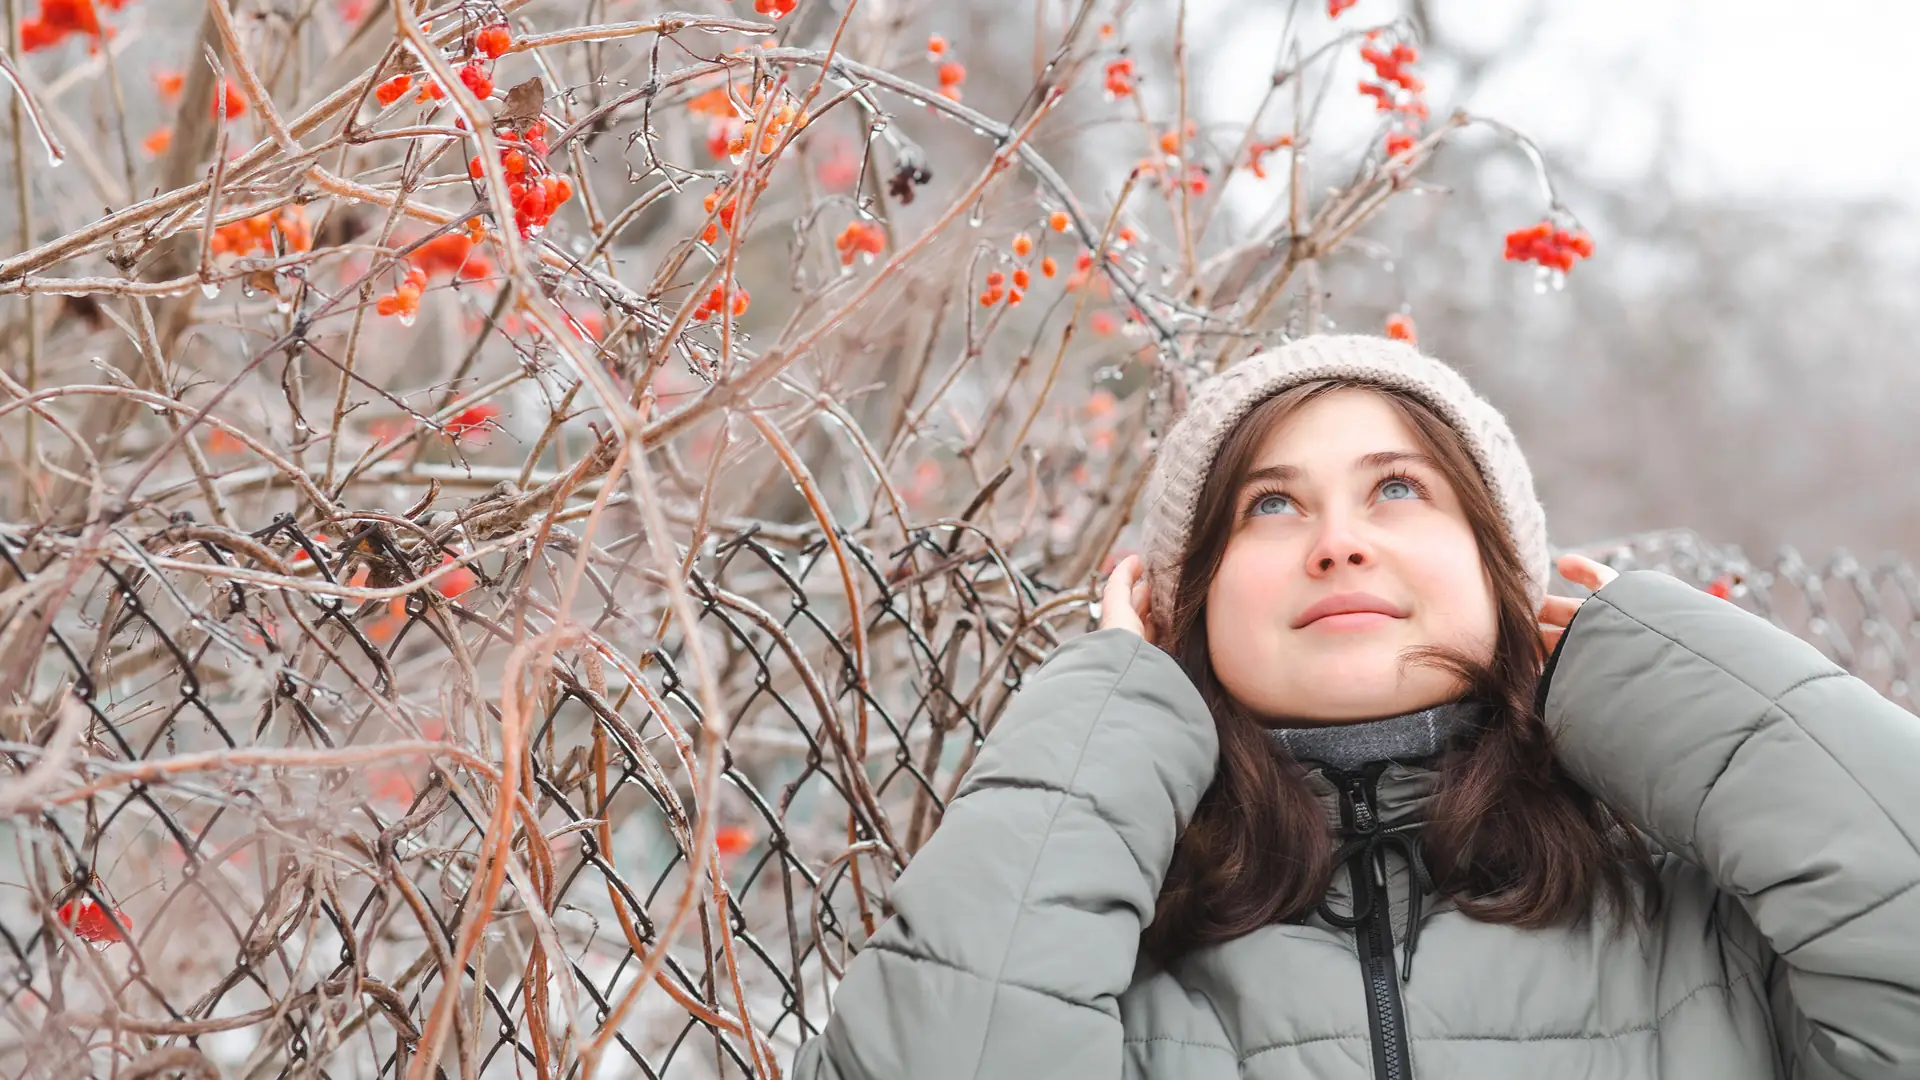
[57, 898, 129, 948]
[376, 266, 430, 324]
[1359, 32, 1425, 160]
[21, 0, 128, 53]
[978, 232, 1056, 307]
[1144, 121, 1207, 196]
[834, 220, 885, 265]
[1104, 58, 1136, 100]
[210, 207, 312, 258]
[685, 86, 741, 157]
[702, 187, 744, 244]
[392, 23, 511, 107]
[467, 131, 573, 239]
[458, 60, 493, 99]
[690, 281, 750, 322]
[753, 0, 797, 17]
[410, 224, 493, 281]
[1503, 220, 1595, 273]
[474, 23, 512, 59]
[1328, 0, 1360, 17]
[724, 91, 801, 161]
[925, 32, 966, 101]
[375, 74, 414, 107]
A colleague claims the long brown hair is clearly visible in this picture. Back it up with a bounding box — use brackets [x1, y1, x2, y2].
[1142, 379, 1649, 961]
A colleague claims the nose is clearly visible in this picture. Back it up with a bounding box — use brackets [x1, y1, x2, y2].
[1306, 516, 1374, 576]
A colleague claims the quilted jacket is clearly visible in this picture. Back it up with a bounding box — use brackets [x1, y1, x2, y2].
[791, 571, 1920, 1078]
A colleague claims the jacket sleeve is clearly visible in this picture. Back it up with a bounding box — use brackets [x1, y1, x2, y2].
[789, 627, 1218, 1080]
[1543, 569, 1920, 1080]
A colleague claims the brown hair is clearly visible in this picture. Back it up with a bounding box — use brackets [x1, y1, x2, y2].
[1141, 379, 1650, 961]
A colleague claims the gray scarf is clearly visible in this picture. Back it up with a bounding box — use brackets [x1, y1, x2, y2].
[1266, 700, 1488, 770]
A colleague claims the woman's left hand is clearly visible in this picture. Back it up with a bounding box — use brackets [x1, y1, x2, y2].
[1539, 553, 1621, 655]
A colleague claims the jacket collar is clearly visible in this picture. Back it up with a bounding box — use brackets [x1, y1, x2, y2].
[1302, 760, 1444, 833]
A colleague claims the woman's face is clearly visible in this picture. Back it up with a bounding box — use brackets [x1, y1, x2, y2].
[1204, 388, 1498, 724]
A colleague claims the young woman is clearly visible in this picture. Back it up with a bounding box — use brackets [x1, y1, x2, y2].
[792, 334, 1920, 1079]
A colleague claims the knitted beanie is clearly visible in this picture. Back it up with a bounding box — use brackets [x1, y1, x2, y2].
[1137, 334, 1550, 634]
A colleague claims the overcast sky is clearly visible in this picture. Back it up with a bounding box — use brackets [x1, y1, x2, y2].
[1197, 0, 1920, 207]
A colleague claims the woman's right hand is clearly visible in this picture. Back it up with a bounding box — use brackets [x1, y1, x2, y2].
[1099, 553, 1157, 646]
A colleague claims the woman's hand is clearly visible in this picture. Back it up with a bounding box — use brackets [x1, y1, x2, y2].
[1539, 552, 1620, 654]
[1099, 553, 1157, 646]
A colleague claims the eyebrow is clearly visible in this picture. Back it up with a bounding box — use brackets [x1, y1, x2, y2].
[1235, 450, 1440, 496]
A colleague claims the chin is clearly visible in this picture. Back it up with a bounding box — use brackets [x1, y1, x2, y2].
[1243, 652, 1446, 724]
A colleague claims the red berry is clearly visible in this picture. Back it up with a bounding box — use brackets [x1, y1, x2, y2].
[375, 74, 413, 107]
[475, 25, 512, 59]
[459, 61, 493, 99]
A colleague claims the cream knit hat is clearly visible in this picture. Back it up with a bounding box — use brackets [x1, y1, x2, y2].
[1137, 334, 1550, 633]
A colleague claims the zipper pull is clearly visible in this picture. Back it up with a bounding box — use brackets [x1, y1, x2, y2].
[1343, 776, 1377, 834]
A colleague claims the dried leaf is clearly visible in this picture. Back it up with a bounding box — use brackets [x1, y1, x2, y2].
[497, 76, 545, 133]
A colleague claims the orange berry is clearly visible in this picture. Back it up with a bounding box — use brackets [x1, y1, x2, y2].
[1048, 210, 1071, 232]
[376, 74, 413, 107]
[1011, 232, 1033, 257]
[1040, 256, 1057, 278]
[926, 34, 947, 58]
[1011, 268, 1030, 289]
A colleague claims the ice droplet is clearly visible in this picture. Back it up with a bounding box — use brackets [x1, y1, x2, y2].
[274, 296, 293, 314]
[398, 311, 416, 328]
[200, 282, 221, 299]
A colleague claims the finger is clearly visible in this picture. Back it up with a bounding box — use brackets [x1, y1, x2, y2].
[1556, 553, 1613, 591]
[1559, 553, 1605, 588]
[1537, 594, 1582, 626]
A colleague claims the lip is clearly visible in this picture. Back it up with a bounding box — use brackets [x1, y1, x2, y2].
[1293, 591, 1408, 629]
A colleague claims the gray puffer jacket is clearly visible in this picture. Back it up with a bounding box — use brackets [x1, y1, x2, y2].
[791, 571, 1920, 1078]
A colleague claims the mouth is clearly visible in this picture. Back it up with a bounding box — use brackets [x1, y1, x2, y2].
[1293, 591, 1410, 629]
[1301, 611, 1401, 632]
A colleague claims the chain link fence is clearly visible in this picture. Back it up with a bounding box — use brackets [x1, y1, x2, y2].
[0, 521, 1911, 1078]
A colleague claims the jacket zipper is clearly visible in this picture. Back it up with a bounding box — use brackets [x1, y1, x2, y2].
[1337, 770, 1413, 1080]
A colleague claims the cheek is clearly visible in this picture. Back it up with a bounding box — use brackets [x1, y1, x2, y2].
[1209, 539, 1294, 623]
[1409, 532, 1499, 644]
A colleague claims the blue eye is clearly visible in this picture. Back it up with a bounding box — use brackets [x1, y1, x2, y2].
[1380, 478, 1418, 501]
[1242, 474, 1425, 520]
[1250, 492, 1295, 516]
